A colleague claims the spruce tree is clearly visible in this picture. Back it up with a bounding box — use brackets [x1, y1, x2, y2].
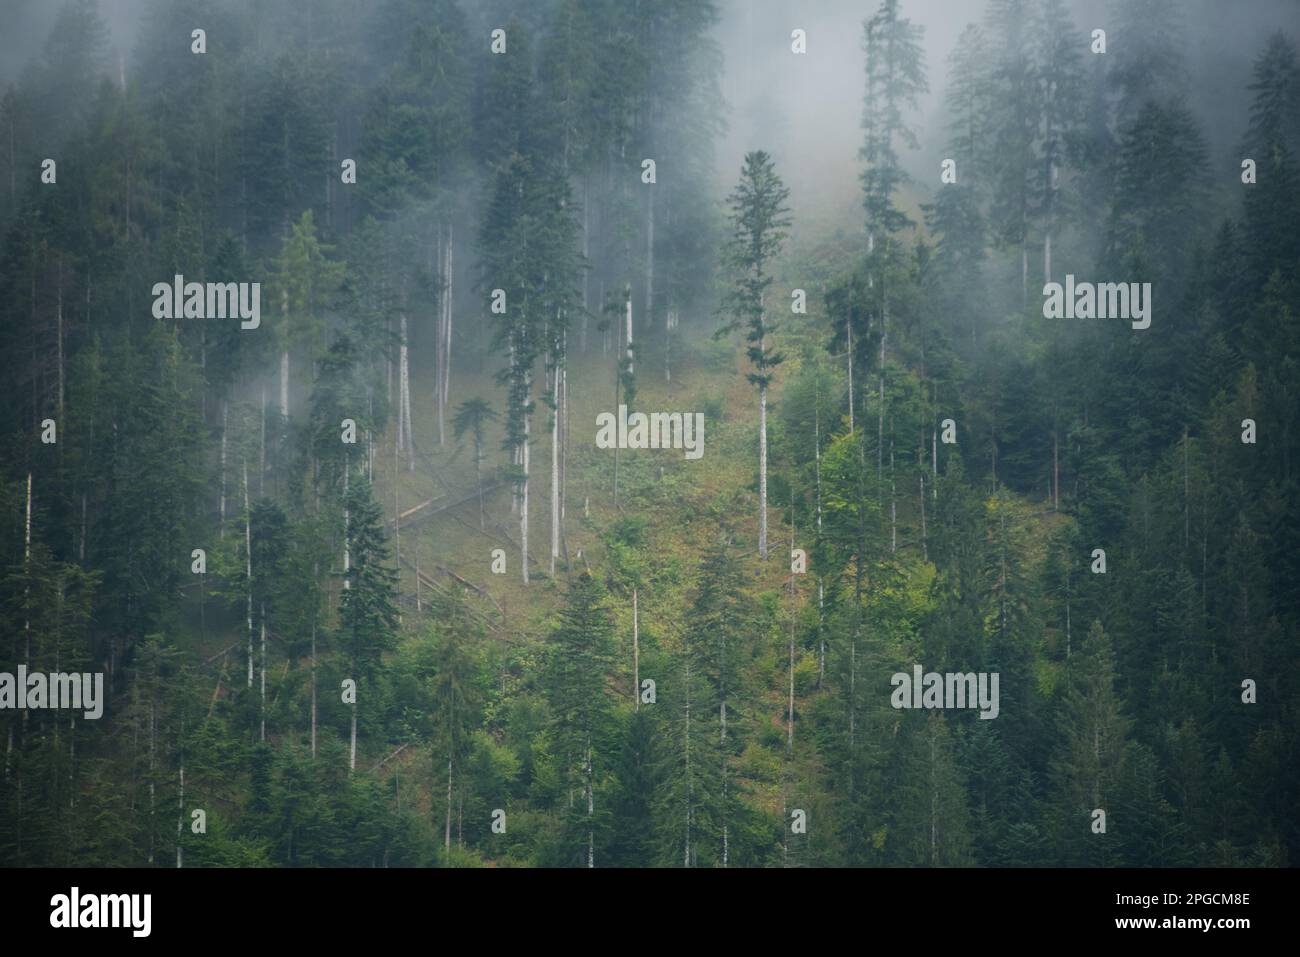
[720, 150, 791, 560]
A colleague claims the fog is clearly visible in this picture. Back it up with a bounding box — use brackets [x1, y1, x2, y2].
[715, 0, 1299, 244]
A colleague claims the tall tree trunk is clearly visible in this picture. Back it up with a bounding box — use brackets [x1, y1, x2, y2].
[846, 323, 854, 433]
[644, 190, 654, 327]
[310, 573, 317, 758]
[56, 260, 64, 414]
[551, 355, 560, 576]
[441, 223, 454, 447]
[219, 401, 227, 537]
[399, 312, 412, 467]
[920, 474, 927, 560]
[259, 385, 266, 496]
[259, 607, 266, 742]
[24, 472, 31, 669]
[1183, 425, 1190, 551]
[815, 400, 825, 686]
[349, 702, 357, 773]
[665, 308, 674, 383]
[613, 317, 621, 507]
[581, 177, 590, 351]
[475, 434, 484, 529]
[394, 434, 401, 576]
[560, 356, 569, 566]
[632, 586, 640, 711]
[244, 460, 253, 688]
[343, 464, 350, 586]
[1053, 430, 1060, 510]
[148, 698, 156, 864]
[279, 349, 289, 420]
[684, 651, 692, 867]
[176, 764, 184, 868]
[788, 506, 796, 753]
[586, 737, 594, 869]
[445, 756, 453, 853]
[521, 374, 530, 585]
[759, 384, 769, 559]
[878, 321, 886, 479]
[625, 284, 633, 374]
[1021, 244, 1028, 308]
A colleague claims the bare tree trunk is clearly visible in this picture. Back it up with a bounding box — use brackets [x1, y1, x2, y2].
[890, 437, 897, 553]
[399, 313, 412, 467]
[684, 651, 692, 867]
[148, 698, 156, 864]
[176, 764, 184, 868]
[846, 323, 854, 433]
[445, 756, 453, 853]
[259, 385, 266, 497]
[310, 595, 317, 757]
[280, 349, 289, 420]
[259, 607, 266, 742]
[441, 223, 454, 447]
[1053, 430, 1060, 510]
[24, 472, 31, 669]
[560, 356, 569, 562]
[1021, 244, 1028, 308]
[613, 316, 621, 507]
[665, 308, 674, 383]
[244, 460, 253, 688]
[920, 474, 928, 561]
[644, 190, 654, 327]
[219, 401, 228, 536]
[878, 324, 886, 479]
[759, 384, 769, 559]
[788, 509, 796, 753]
[475, 435, 484, 529]
[586, 737, 594, 868]
[394, 435, 401, 575]
[521, 375, 531, 585]
[625, 284, 633, 374]
[815, 400, 825, 686]
[581, 177, 590, 350]
[349, 703, 357, 773]
[1183, 425, 1189, 550]
[343, 464, 350, 586]
[56, 261, 64, 414]
[551, 357, 560, 576]
[632, 586, 640, 711]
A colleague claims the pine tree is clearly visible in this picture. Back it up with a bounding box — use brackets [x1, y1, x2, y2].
[428, 587, 482, 857]
[720, 151, 791, 560]
[690, 540, 751, 866]
[545, 572, 616, 867]
[338, 476, 399, 772]
[1049, 620, 1133, 865]
[272, 210, 346, 423]
[982, 0, 1038, 304]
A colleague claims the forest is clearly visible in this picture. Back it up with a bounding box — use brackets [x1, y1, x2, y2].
[0, 0, 1297, 868]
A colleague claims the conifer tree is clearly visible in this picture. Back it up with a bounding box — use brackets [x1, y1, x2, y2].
[721, 151, 791, 560]
[339, 476, 399, 772]
[545, 572, 616, 867]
